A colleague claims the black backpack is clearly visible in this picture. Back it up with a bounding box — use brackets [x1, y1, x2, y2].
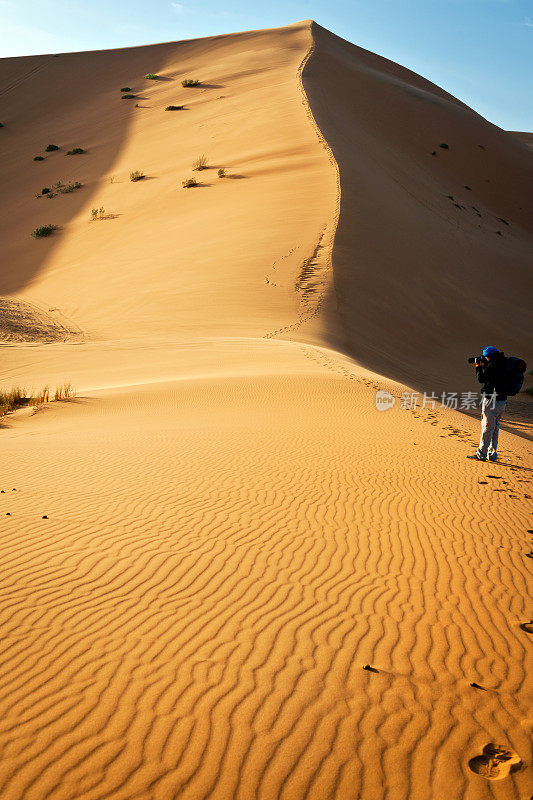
[504, 356, 527, 396]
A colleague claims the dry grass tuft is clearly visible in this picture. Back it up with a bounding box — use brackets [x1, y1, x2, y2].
[192, 154, 208, 171]
[0, 387, 26, 416]
[29, 386, 50, 407]
[54, 383, 75, 401]
[0, 383, 76, 418]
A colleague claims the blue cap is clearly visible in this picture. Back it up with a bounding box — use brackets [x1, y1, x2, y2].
[483, 346, 499, 357]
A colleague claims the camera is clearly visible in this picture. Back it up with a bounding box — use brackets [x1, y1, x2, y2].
[468, 356, 486, 365]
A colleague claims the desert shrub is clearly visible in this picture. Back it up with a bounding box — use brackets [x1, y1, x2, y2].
[58, 180, 82, 194]
[63, 181, 83, 194]
[182, 79, 200, 87]
[144, 73, 159, 79]
[122, 94, 136, 99]
[66, 147, 85, 155]
[130, 170, 145, 181]
[90, 207, 106, 221]
[182, 178, 197, 188]
[439, 143, 449, 150]
[165, 105, 184, 111]
[45, 144, 59, 152]
[39, 180, 82, 199]
[34, 155, 45, 161]
[32, 224, 57, 238]
[120, 86, 131, 92]
[217, 168, 225, 178]
[192, 154, 207, 171]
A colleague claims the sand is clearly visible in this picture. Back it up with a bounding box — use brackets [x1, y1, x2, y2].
[0, 19, 532, 800]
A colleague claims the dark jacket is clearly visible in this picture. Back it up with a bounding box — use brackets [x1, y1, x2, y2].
[476, 351, 507, 401]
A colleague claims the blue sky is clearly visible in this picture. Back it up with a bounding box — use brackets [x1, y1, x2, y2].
[1, 0, 531, 130]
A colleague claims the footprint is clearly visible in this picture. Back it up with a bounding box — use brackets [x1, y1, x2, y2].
[468, 743, 521, 780]
[520, 621, 533, 634]
[362, 664, 379, 673]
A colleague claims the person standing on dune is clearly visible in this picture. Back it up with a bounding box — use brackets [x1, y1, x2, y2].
[467, 346, 507, 462]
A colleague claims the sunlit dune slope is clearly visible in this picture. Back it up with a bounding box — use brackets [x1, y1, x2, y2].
[0, 20, 337, 347]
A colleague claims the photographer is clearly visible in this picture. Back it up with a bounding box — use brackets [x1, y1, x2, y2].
[467, 346, 507, 462]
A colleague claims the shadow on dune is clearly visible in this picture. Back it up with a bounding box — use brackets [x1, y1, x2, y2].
[0, 43, 184, 298]
[302, 21, 533, 436]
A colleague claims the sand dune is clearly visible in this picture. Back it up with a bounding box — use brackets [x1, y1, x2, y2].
[302, 23, 533, 397]
[1, 19, 532, 800]
[510, 132, 533, 150]
[0, 21, 337, 346]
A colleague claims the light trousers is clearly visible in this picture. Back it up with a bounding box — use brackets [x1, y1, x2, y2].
[477, 397, 506, 460]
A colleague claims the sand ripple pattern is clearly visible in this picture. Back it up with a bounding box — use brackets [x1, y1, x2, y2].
[0, 369, 531, 800]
